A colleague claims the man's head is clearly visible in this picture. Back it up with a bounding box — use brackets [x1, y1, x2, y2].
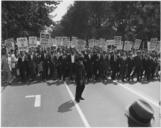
[125, 99, 154, 127]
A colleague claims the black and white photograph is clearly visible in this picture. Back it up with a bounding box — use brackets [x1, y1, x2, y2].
[1, 0, 161, 127]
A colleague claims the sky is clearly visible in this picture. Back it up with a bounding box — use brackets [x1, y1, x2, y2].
[50, 0, 75, 22]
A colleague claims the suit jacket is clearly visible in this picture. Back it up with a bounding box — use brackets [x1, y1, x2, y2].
[75, 62, 86, 86]
[134, 56, 142, 70]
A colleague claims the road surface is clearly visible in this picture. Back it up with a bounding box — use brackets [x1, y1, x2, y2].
[1, 80, 160, 127]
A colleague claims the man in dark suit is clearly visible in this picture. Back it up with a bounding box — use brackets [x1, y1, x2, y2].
[142, 54, 149, 81]
[133, 51, 143, 82]
[75, 56, 86, 103]
[120, 52, 127, 82]
[42, 52, 48, 80]
[126, 53, 134, 81]
[57, 52, 63, 80]
[110, 52, 118, 80]
[91, 52, 98, 81]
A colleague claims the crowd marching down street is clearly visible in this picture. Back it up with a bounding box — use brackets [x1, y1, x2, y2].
[2, 1, 160, 127]
[2, 44, 160, 86]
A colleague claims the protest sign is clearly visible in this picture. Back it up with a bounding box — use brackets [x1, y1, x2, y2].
[124, 41, 133, 51]
[29, 36, 37, 47]
[148, 38, 158, 51]
[106, 40, 115, 45]
[77, 39, 86, 51]
[106, 40, 115, 50]
[5, 38, 15, 50]
[40, 32, 51, 48]
[60, 36, 64, 46]
[94, 40, 100, 47]
[55, 36, 64, 46]
[88, 39, 96, 48]
[116, 41, 123, 50]
[133, 39, 142, 49]
[55, 36, 61, 46]
[47, 38, 53, 47]
[52, 38, 57, 47]
[99, 38, 107, 51]
[17, 37, 28, 51]
[155, 41, 160, 53]
[62, 36, 70, 47]
[114, 36, 122, 50]
[99, 38, 106, 48]
[71, 36, 78, 48]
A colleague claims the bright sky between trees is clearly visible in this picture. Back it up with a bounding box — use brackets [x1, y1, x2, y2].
[51, 0, 74, 22]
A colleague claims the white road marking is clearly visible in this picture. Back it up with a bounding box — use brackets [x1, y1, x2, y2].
[64, 82, 90, 127]
[25, 95, 41, 107]
[117, 82, 160, 108]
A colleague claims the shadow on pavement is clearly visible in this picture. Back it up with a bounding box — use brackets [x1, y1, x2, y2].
[58, 100, 75, 113]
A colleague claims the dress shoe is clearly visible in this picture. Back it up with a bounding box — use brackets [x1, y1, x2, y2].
[80, 97, 85, 100]
[75, 99, 80, 103]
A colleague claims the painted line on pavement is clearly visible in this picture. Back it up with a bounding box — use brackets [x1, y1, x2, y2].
[64, 82, 90, 127]
[25, 95, 41, 107]
[116, 82, 160, 108]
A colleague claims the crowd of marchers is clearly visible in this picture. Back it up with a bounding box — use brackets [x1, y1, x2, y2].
[1, 46, 160, 86]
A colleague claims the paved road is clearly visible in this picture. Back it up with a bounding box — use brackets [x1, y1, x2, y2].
[1, 80, 160, 127]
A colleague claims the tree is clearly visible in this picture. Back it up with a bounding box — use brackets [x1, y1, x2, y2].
[53, 1, 160, 42]
[60, 2, 90, 39]
[110, 1, 160, 41]
[2, 1, 60, 40]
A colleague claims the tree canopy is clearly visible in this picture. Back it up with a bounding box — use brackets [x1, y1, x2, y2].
[53, 1, 160, 41]
[2, 1, 60, 40]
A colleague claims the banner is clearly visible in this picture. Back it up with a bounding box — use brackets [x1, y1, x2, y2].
[148, 38, 158, 51]
[5, 38, 15, 50]
[114, 36, 122, 50]
[29, 36, 37, 47]
[133, 39, 142, 49]
[124, 41, 133, 51]
[17, 37, 28, 51]
[40, 32, 51, 48]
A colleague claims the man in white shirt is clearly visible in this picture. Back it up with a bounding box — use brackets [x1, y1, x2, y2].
[2, 48, 12, 85]
[70, 52, 76, 81]
[11, 50, 18, 80]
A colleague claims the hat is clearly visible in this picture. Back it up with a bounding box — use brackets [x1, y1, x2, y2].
[125, 99, 154, 126]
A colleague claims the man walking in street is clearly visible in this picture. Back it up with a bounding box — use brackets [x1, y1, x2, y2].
[75, 56, 86, 103]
